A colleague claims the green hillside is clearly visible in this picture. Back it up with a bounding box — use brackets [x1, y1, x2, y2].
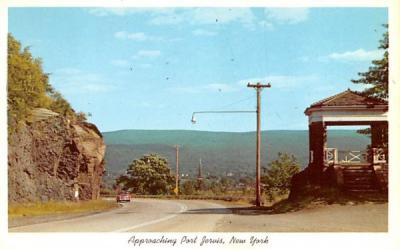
[103, 130, 370, 178]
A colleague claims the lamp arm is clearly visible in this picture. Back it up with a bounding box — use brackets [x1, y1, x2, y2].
[191, 110, 256, 124]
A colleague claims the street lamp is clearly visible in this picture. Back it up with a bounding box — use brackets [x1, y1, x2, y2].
[192, 82, 271, 207]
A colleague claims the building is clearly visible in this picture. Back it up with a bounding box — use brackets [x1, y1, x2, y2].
[291, 89, 388, 197]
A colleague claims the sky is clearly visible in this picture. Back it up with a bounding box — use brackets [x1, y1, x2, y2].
[8, 7, 388, 132]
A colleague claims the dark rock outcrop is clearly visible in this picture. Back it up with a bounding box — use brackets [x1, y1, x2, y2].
[8, 111, 106, 203]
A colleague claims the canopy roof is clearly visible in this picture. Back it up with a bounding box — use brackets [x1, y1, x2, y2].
[305, 89, 388, 115]
[305, 89, 388, 125]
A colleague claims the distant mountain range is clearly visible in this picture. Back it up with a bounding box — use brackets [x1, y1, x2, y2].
[102, 130, 370, 178]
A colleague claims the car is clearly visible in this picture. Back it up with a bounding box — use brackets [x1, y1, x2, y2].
[116, 192, 131, 203]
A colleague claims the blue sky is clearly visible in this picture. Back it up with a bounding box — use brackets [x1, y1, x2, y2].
[8, 7, 388, 132]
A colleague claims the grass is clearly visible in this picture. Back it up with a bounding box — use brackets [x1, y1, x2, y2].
[230, 187, 388, 215]
[8, 199, 119, 219]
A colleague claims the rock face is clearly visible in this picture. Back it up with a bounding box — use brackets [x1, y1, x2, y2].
[8, 112, 106, 203]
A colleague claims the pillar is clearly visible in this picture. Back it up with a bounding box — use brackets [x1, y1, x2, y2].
[308, 122, 326, 184]
[371, 121, 388, 149]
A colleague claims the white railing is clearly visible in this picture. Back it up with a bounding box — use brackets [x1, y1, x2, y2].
[324, 148, 338, 164]
[324, 148, 370, 164]
[372, 148, 387, 164]
[340, 150, 363, 163]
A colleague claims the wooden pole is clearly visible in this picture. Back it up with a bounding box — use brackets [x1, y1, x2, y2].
[256, 87, 261, 207]
[247, 82, 271, 207]
[175, 145, 179, 196]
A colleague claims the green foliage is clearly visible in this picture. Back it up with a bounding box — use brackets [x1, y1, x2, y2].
[181, 180, 196, 195]
[48, 91, 76, 120]
[352, 25, 388, 137]
[8, 33, 53, 125]
[262, 152, 301, 202]
[219, 177, 234, 193]
[116, 154, 175, 195]
[7, 33, 87, 132]
[352, 24, 388, 100]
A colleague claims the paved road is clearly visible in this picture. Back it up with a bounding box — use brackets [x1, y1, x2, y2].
[9, 199, 387, 232]
[9, 199, 230, 232]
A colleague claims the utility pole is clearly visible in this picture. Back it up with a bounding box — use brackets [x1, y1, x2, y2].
[247, 82, 271, 207]
[175, 145, 179, 196]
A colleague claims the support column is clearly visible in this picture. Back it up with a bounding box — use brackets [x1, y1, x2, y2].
[371, 121, 388, 148]
[370, 121, 389, 192]
[308, 122, 326, 184]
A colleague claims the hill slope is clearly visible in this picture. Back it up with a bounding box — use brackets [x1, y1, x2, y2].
[102, 130, 370, 177]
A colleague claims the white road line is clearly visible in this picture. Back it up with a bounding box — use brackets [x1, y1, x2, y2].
[112, 201, 188, 232]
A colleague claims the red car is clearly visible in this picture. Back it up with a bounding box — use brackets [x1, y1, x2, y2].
[116, 192, 131, 203]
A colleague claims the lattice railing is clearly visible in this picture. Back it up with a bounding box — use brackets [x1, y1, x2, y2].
[372, 148, 387, 164]
[324, 148, 370, 164]
[339, 150, 366, 163]
[324, 148, 338, 164]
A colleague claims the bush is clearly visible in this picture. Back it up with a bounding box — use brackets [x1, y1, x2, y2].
[262, 152, 301, 202]
[116, 154, 175, 195]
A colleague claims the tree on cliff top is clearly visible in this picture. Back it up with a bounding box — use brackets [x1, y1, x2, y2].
[7, 33, 86, 131]
[8, 33, 53, 125]
[352, 24, 388, 100]
[351, 25, 388, 137]
[116, 154, 175, 195]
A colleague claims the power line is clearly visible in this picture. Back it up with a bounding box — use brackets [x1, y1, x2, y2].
[217, 94, 255, 110]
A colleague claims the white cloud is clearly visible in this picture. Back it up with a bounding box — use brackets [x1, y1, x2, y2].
[88, 8, 162, 17]
[145, 8, 256, 27]
[126, 32, 147, 41]
[114, 31, 162, 42]
[111, 59, 130, 67]
[327, 49, 383, 62]
[51, 68, 114, 94]
[89, 8, 257, 29]
[264, 8, 309, 24]
[149, 11, 185, 25]
[171, 75, 318, 94]
[192, 29, 217, 37]
[89, 8, 310, 30]
[134, 50, 161, 58]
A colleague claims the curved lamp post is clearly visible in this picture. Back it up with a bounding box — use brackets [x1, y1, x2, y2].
[191, 111, 256, 124]
[191, 82, 271, 207]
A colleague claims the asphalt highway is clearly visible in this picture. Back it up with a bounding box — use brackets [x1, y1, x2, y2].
[9, 199, 230, 232]
[9, 198, 387, 232]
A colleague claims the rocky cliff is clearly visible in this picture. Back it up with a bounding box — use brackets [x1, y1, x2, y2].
[8, 109, 106, 203]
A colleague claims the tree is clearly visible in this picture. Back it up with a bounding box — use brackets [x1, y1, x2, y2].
[351, 25, 388, 138]
[48, 91, 76, 120]
[8, 33, 53, 126]
[8, 33, 88, 131]
[116, 154, 175, 195]
[262, 152, 301, 202]
[352, 24, 388, 100]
